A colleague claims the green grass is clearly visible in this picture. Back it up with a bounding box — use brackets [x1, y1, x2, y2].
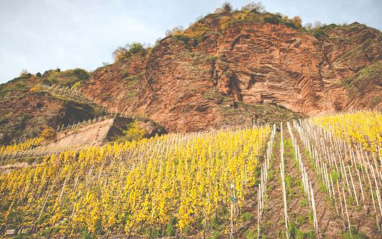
[241, 211, 253, 221]
[300, 198, 309, 209]
[285, 175, 293, 196]
[330, 169, 340, 182]
[342, 226, 367, 239]
[245, 228, 257, 239]
[283, 139, 295, 157]
[340, 61, 382, 94]
[209, 230, 221, 239]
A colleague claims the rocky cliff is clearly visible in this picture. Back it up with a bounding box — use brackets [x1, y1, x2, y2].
[1, 9, 382, 141]
[79, 11, 382, 133]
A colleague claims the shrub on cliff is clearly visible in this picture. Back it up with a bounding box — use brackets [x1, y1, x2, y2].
[313, 28, 328, 38]
[174, 35, 191, 44]
[113, 46, 130, 62]
[220, 16, 232, 29]
[113, 42, 147, 62]
[284, 21, 297, 29]
[41, 68, 89, 87]
[19, 69, 29, 76]
[263, 15, 281, 24]
[165, 26, 184, 36]
[217, 4, 303, 31]
[72, 68, 90, 81]
[29, 85, 42, 93]
[166, 24, 207, 46]
[42, 79, 51, 86]
[40, 126, 56, 140]
[214, 7, 224, 14]
[128, 42, 146, 55]
[219, 5, 303, 30]
[115, 121, 146, 143]
[292, 16, 302, 28]
[166, 26, 189, 44]
[184, 22, 209, 38]
[222, 2, 233, 13]
[241, 2, 265, 13]
[19, 69, 32, 78]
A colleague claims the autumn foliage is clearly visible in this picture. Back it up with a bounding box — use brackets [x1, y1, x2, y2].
[0, 126, 270, 237]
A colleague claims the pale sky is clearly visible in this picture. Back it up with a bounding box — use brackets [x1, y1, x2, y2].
[0, 0, 381, 84]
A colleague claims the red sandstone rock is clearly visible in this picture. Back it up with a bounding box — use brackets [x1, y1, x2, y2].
[80, 21, 382, 132]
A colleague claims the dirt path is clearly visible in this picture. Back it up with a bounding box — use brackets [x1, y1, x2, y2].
[293, 124, 382, 238]
[260, 131, 287, 238]
[291, 127, 345, 238]
[282, 131, 316, 238]
[221, 123, 379, 238]
[259, 125, 345, 238]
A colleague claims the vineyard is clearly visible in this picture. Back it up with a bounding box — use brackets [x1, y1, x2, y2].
[0, 111, 381, 238]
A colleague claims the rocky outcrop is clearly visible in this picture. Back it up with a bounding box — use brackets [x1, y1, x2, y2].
[80, 19, 382, 132]
[0, 90, 103, 145]
[1, 11, 381, 137]
[48, 118, 116, 150]
[42, 116, 166, 153]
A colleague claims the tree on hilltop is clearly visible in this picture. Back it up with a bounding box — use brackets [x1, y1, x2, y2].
[242, 2, 265, 13]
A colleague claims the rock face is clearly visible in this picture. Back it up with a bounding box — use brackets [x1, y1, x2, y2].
[0, 69, 106, 144]
[1, 11, 382, 137]
[0, 90, 103, 144]
[80, 18, 382, 132]
[47, 118, 116, 151]
[46, 117, 166, 151]
[34, 117, 166, 153]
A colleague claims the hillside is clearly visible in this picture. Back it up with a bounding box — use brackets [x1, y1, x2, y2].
[1, 3, 382, 238]
[0, 6, 381, 143]
[79, 10, 382, 133]
[0, 69, 105, 145]
[0, 111, 381, 238]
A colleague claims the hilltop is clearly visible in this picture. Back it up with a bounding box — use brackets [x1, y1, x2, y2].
[0, 3, 381, 144]
[79, 10, 381, 132]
